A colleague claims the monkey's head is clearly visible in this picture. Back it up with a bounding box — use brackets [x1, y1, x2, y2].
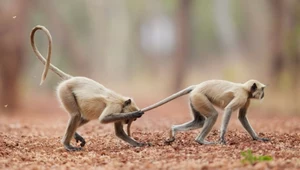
[122, 98, 140, 124]
[244, 80, 266, 100]
[122, 98, 140, 112]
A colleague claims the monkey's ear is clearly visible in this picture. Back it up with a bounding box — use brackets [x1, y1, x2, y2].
[251, 83, 257, 92]
[124, 99, 131, 106]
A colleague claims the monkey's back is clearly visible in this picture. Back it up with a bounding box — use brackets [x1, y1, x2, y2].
[57, 77, 126, 120]
[191, 80, 245, 109]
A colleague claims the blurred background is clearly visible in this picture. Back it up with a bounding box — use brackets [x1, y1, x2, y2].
[0, 0, 299, 115]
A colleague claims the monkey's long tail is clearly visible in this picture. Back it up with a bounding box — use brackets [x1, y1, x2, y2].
[141, 85, 196, 112]
[30, 25, 72, 85]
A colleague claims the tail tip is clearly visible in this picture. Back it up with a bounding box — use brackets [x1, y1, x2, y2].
[39, 79, 44, 85]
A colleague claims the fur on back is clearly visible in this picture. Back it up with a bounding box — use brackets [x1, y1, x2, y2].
[57, 77, 127, 120]
[191, 80, 248, 109]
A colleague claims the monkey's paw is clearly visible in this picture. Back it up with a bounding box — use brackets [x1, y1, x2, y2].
[196, 139, 217, 145]
[64, 145, 82, 152]
[134, 142, 148, 147]
[164, 137, 175, 144]
[142, 142, 152, 147]
[254, 137, 269, 142]
[218, 139, 226, 145]
[74, 133, 86, 147]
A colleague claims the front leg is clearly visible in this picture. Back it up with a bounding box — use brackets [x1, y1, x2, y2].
[114, 122, 145, 147]
[238, 103, 269, 142]
[219, 108, 233, 144]
[219, 98, 248, 145]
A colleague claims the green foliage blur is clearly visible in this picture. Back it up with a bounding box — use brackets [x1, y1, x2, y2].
[241, 150, 273, 165]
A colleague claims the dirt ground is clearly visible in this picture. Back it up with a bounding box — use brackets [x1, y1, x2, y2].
[1, 97, 300, 170]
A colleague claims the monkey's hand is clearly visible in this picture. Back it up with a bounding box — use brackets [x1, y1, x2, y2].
[130, 110, 144, 119]
[254, 137, 269, 142]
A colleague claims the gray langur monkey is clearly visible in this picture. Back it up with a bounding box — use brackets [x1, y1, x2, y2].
[30, 25, 144, 151]
[139, 80, 269, 145]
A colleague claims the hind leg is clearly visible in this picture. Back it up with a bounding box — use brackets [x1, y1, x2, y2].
[191, 93, 218, 145]
[57, 84, 82, 151]
[195, 111, 218, 145]
[74, 118, 89, 147]
[166, 101, 206, 143]
[62, 114, 81, 151]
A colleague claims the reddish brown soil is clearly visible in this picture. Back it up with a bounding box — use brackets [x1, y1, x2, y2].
[1, 98, 300, 170]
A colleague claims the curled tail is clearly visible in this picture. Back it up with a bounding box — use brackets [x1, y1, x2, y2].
[141, 85, 196, 112]
[30, 25, 72, 85]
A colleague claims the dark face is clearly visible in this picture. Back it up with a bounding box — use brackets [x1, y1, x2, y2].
[251, 83, 265, 100]
[122, 98, 139, 124]
[122, 99, 140, 113]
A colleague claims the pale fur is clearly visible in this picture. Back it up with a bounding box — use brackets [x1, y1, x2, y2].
[30, 25, 71, 83]
[30, 25, 144, 151]
[191, 80, 265, 112]
[140, 79, 268, 145]
[57, 77, 137, 121]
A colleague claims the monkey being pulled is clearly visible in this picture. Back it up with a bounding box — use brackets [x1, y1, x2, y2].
[30, 25, 145, 151]
[139, 80, 269, 145]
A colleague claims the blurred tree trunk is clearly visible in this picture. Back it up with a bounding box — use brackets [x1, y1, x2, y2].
[269, 0, 284, 84]
[40, 1, 90, 76]
[86, 1, 107, 79]
[0, 1, 29, 112]
[214, 0, 240, 80]
[173, 0, 192, 91]
[269, 0, 300, 112]
[283, 0, 300, 113]
[214, 0, 239, 59]
[102, 0, 130, 82]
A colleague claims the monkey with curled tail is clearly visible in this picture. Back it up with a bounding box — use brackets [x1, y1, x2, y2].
[30, 25, 145, 151]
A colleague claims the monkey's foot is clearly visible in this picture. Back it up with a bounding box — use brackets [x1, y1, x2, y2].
[254, 137, 269, 142]
[74, 133, 86, 147]
[164, 137, 175, 144]
[133, 142, 148, 147]
[141, 142, 152, 147]
[64, 144, 82, 151]
[218, 138, 226, 145]
[196, 139, 216, 145]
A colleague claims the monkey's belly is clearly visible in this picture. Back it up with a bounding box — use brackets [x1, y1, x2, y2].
[78, 99, 106, 120]
[210, 96, 233, 109]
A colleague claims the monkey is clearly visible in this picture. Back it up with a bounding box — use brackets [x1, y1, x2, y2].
[138, 79, 269, 145]
[30, 25, 145, 151]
